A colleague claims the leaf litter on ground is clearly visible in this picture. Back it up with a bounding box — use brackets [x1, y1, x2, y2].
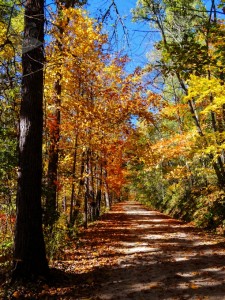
[2, 201, 225, 299]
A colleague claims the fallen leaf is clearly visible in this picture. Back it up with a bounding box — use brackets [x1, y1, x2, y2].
[189, 283, 199, 289]
[12, 291, 20, 298]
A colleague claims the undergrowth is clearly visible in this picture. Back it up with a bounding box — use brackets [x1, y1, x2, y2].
[44, 213, 80, 262]
[136, 179, 225, 234]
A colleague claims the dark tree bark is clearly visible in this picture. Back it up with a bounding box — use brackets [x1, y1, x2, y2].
[84, 150, 90, 228]
[13, 0, 49, 279]
[69, 133, 79, 227]
[95, 163, 103, 218]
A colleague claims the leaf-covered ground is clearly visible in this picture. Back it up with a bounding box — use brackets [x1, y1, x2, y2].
[3, 201, 225, 299]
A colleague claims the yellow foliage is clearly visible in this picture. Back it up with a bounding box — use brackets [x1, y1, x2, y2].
[185, 75, 225, 113]
[44, 6, 156, 198]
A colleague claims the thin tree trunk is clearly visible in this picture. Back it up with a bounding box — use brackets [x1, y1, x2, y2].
[45, 79, 61, 226]
[77, 150, 86, 226]
[84, 150, 89, 229]
[45, 22, 63, 227]
[77, 150, 85, 199]
[104, 187, 110, 209]
[96, 162, 103, 218]
[13, 0, 48, 279]
[104, 173, 111, 209]
[89, 150, 96, 220]
[69, 133, 79, 226]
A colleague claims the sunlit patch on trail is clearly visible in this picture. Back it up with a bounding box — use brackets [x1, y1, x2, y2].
[120, 241, 160, 254]
[30, 202, 225, 299]
[125, 210, 155, 215]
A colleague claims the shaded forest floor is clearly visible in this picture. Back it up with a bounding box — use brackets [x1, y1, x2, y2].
[3, 201, 225, 299]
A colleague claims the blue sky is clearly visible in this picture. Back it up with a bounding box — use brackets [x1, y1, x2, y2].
[84, 0, 157, 72]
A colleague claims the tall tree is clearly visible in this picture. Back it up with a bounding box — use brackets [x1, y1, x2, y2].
[44, 0, 87, 227]
[13, 0, 48, 279]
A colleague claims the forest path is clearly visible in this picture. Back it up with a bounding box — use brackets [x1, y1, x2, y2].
[22, 201, 225, 299]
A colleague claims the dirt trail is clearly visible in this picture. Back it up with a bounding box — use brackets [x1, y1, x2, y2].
[8, 201, 225, 299]
[49, 201, 225, 300]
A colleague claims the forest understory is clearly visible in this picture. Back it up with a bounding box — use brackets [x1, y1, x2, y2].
[2, 201, 225, 300]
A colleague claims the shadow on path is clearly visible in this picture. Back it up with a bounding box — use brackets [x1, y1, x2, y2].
[9, 202, 225, 299]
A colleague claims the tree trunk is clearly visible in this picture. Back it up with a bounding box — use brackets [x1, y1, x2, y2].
[84, 150, 89, 229]
[104, 178, 111, 209]
[95, 162, 103, 218]
[45, 90, 61, 226]
[45, 23, 63, 227]
[84, 149, 91, 227]
[13, 0, 48, 280]
[69, 133, 79, 226]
